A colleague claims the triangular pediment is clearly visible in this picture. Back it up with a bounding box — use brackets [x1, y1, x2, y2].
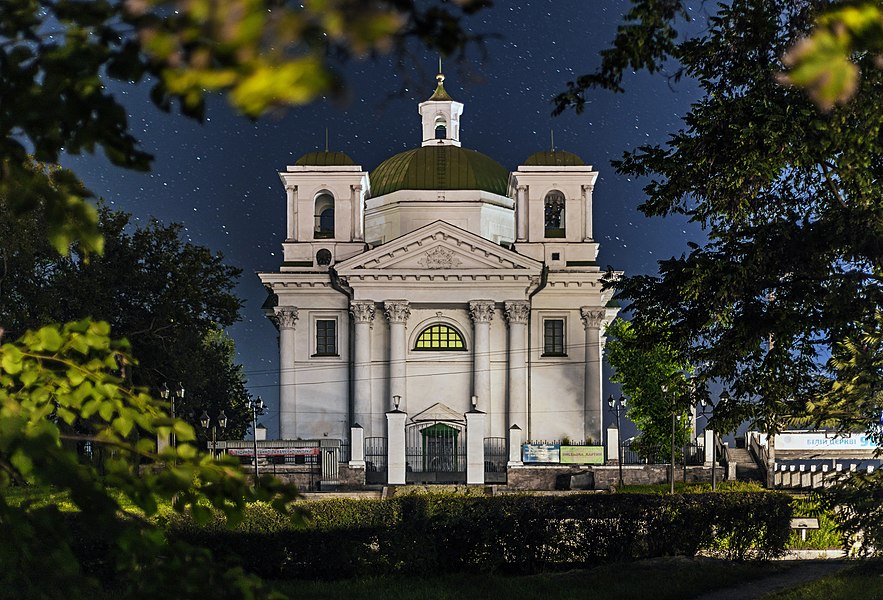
[411, 402, 466, 423]
[336, 221, 542, 274]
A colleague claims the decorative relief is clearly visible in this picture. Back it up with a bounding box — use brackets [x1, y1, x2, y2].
[350, 300, 376, 324]
[580, 307, 605, 329]
[504, 301, 530, 325]
[469, 300, 495, 323]
[418, 246, 462, 269]
[272, 306, 299, 329]
[384, 300, 411, 324]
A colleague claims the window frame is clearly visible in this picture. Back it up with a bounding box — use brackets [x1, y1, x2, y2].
[313, 318, 339, 357]
[542, 317, 567, 357]
[413, 323, 467, 352]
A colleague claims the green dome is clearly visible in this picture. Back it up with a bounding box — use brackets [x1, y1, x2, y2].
[370, 146, 509, 197]
[523, 150, 585, 167]
[295, 151, 355, 166]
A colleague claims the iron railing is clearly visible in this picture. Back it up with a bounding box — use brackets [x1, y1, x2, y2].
[484, 437, 507, 483]
[365, 436, 387, 484]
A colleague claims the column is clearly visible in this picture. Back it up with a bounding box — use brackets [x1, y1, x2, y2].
[704, 429, 715, 465]
[349, 424, 366, 469]
[504, 301, 529, 435]
[273, 306, 298, 439]
[581, 184, 593, 241]
[580, 307, 604, 444]
[285, 185, 297, 240]
[508, 424, 524, 466]
[386, 408, 407, 485]
[351, 184, 363, 241]
[384, 300, 410, 412]
[465, 409, 487, 485]
[516, 185, 528, 242]
[351, 300, 375, 434]
[469, 300, 494, 434]
[606, 427, 620, 464]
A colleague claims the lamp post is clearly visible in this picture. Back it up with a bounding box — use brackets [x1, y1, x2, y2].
[200, 409, 227, 457]
[663, 384, 676, 494]
[160, 382, 185, 448]
[607, 394, 627, 488]
[250, 397, 265, 481]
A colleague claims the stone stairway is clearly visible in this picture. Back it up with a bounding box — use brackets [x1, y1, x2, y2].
[727, 446, 765, 483]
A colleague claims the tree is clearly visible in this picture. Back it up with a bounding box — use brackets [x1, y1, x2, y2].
[555, 0, 883, 436]
[0, 320, 299, 598]
[0, 198, 252, 436]
[0, 0, 490, 255]
[605, 318, 694, 457]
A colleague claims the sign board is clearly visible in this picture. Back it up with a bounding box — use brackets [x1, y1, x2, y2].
[226, 447, 321, 457]
[560, 445, 605, 465]
[776, 432, 879, 451]
[522, 443, 560, 463]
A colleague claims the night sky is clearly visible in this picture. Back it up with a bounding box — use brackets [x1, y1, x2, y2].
[64, 1, 705, 438]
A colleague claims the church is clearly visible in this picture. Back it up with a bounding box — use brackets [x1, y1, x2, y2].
[258, 71, 619, 464]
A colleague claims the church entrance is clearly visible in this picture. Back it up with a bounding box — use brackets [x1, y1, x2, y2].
[405, 421, 466, 483]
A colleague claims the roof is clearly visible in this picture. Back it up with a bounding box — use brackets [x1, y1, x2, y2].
[427, 81, 454, 102]
[523, 149, 585, 166]
[294, 151, 355, 166]
[370, 146, 509, 197]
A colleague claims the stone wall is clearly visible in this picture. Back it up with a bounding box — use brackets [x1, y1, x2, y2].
[506, 465, 586, 491]
[505, 464, 717, 491]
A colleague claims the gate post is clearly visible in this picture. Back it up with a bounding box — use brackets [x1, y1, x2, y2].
[606, 427, 619, 465]
[508, 424, 523, 466]
[466, 409, 486, 485]
[349, 424, 366, 469]
[387, 409, 407, 485]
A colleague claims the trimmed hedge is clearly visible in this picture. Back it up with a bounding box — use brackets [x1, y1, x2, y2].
[168, 492, 792, 580]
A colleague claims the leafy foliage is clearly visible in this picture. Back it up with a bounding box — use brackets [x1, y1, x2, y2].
[821, 469, 883, 557]
[557, 0, 883, 435]
[0, 321, 299, 598]
[605, 317, 694, 454]
[0, 201, 251, 436]
[0, 0, 490, 255]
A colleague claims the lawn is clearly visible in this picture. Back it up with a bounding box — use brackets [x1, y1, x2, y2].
[274, 557, 791, 600]
[762, 561, 883, 599]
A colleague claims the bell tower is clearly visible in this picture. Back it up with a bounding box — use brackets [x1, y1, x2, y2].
[418, 68, 464, 147]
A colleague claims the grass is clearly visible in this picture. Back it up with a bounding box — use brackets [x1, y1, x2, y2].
[762, 561, 883, 599]
[617, 480, 768, 494]
[273, 558, 790, 600]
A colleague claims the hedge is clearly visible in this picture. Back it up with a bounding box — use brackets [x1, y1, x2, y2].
[166, 492, 792, 580]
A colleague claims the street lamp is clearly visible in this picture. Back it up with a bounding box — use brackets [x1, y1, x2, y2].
[160, 382, 185, 448]
[250, 397, 265, 481]
[200, 409, 227, 457]
[607, 394, 627, 488]
[662, 384, 676, 494]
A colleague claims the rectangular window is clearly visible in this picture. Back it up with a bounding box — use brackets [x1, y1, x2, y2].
[543, 319, 566, 356]
[315, 319, 337, 356]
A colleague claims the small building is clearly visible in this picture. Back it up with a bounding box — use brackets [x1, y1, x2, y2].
[258, 71, 619, 483]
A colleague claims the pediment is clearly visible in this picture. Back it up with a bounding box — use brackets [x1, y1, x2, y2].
[411, 402, 465, 423]
[336, 221, 542, 274]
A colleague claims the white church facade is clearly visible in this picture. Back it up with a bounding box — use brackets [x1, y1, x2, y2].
[258, 72, 619, 463]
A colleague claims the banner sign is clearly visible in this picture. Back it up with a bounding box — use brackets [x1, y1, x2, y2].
[226, 447, 321, 457]
[560, 445, 605, 464]
[522, 443, 560, 463]
[776, 432, 879, 451]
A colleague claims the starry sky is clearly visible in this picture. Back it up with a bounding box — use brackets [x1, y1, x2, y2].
[64, 1, 706, 438]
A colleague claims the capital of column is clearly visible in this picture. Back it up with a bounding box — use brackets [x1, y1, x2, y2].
[469, 300, 495, 323]
[580, 307, 605, 330]
[384, 300, 411, 324]
[285, 184, 298, 192]
[350, 300, 376, 324]
[273, 306, 299, 329]
[504, 300, 530, 325]
[351, 184, 363, 193]
[517, 184, 528, 192]
[581, 184, 594, 194]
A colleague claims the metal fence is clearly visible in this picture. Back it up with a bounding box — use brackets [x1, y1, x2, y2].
[365, 436, 387, 484]
[405, 422, 466, 483]
[484, 437, 507, 483]
[622, 440, 705, 465]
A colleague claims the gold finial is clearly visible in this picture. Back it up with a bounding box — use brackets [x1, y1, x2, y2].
[550, 129, 555, 152]
[325, 127, 329, 153]
[437, 55, 444, 84]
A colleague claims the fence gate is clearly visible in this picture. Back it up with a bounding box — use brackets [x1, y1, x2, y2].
[406, 421, 466, 483]
[365, 437, 387, 484]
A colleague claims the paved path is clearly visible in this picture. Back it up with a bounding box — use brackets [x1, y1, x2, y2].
[691, 559, 849, 600]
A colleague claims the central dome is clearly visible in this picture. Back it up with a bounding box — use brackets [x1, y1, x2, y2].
[370, 146, 509, 197]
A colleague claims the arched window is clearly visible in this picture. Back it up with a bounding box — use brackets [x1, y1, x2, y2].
[314, 192, 335, 239]
[414, 324, 466, 351]
[544, 190, 566, 238]
[434, 115, 447, 140]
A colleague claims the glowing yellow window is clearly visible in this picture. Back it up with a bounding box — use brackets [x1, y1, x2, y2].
[414, 325, 466, 351]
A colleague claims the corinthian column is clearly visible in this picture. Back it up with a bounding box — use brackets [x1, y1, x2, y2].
[384, 300, 410, 412]
[285, 185, 297, 240]
[351, 300, 375, 435]
[505, 301, 530, 435]
[469, 300, 495, 433]
[273, 306, 299, 439]
[580, 307, 605, 443]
